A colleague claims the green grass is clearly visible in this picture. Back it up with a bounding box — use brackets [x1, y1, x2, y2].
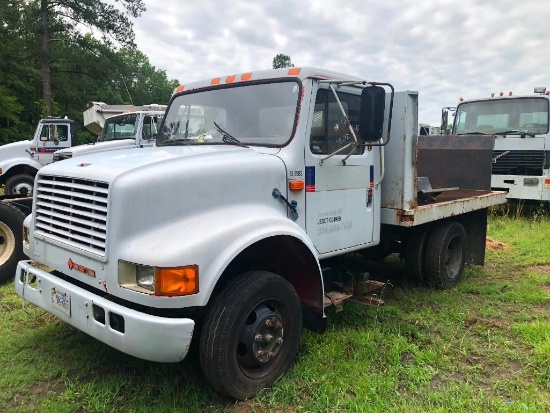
[1, 215, 549, 412]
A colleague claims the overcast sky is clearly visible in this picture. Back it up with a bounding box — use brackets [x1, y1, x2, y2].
[131, 0, 550, 126]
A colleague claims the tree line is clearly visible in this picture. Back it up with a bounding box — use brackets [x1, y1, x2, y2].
[0, 0, 179, 145]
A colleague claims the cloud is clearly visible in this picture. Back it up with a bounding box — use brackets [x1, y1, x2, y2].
[133, 0, 550, 125]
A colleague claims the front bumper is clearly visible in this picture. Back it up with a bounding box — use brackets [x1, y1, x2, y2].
[492, 174, 550, 201]
[15, 260, 194, 363]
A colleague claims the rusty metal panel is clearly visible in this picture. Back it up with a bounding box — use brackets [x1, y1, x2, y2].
[380, 91, 418, 211]
[416, 134, 495, 191]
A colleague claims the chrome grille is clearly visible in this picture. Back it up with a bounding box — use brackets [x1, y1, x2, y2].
[35, 175, 109, 256]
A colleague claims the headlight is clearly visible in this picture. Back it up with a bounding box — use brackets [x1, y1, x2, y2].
[136, 265, 155, 291]
[119, 260, 199, 296]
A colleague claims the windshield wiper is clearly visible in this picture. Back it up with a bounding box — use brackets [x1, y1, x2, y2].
[214, 122, 248, 148]
[494, 130, 536, 138]
[456, 131, 490, 135]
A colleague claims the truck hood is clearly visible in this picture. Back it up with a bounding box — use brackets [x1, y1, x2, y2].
[39, 144, 281, 184]
[34, 144, 288, 264]
[53, 139, 148, 159]
[0, 140, 31, 160]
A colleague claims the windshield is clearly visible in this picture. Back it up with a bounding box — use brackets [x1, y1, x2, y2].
[157, 80, 301, 147]
[454, 98, 549, 135]
[101, 113, 138, 141]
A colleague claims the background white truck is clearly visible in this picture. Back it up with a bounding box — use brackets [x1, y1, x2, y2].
[0, 118, 77, 195]
[444, 88, 550, 201]
[52, 102, 166, 162]
[0, 103, 166, 282]
[15, 67, 506, 399]
[0, 102, 167, 195]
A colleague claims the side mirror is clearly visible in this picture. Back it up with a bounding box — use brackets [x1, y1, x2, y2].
[359, 86, 385, 142]
[441, 110, 448, 132]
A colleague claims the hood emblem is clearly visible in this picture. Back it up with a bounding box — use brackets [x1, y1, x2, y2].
[67, 258, 96, 277]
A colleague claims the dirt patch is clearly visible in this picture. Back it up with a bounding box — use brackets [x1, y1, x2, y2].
[486, 237, 510, 251]
[526, 264, 550, 275]
[465, 317, 510, 329]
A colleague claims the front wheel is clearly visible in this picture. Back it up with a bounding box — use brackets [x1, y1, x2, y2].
[0, 202, 27, 283]
[200, 271, 302, 399]
[424, 221, 467, 288]
[5, 174, 35, 196]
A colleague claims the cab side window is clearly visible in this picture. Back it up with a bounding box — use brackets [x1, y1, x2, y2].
[40, 124, 68, 143]
[309, 89, 363, 155]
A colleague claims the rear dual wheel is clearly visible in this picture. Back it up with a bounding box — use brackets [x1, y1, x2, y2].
[424, 222, 467, 288]
[406, 221, 467, 289]
[200, 271, 302, 400]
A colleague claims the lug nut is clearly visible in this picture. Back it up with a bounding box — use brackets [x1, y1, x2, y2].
[268, 351, 275, 359]
[276, 337, 283, 344]
[255, 334, 263, 342]
[257, 350, 264, 358]
[265, 319, 272, 327]
[275, 321, 283, 330]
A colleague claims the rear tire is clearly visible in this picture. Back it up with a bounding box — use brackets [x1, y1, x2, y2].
[200, 271, 302, 399]
[5, 174, 35, 196]
[424, 222, 467, 288]
[0, 203, 27, 284]
[405, 227, 429, 283]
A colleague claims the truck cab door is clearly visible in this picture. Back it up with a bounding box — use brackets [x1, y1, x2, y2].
[304, 86, 379, 255]
[36, 123, 70, 166]
[139, 115, 162, 146]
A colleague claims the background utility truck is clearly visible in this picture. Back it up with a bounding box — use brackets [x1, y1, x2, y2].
[52, 102, 166, 162]
[0, 102, 167, 196]
[15, 67, 506, 399]
[443, 88, 550, 201]
[0, 103, 166, 283]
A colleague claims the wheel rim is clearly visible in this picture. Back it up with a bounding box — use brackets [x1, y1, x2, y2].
[236, 300, 287, 379]
[444, 236, 463, 279]
[12, 181, 33, 195]
[0, 220, 16, 266]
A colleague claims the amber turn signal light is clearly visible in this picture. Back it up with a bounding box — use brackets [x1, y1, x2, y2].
[156, 265, 199, 296]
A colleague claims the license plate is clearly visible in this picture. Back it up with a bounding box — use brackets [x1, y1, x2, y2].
[51, 287, 71, 317]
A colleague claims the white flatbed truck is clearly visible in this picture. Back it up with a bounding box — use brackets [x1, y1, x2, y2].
[14, 67, 506, 399]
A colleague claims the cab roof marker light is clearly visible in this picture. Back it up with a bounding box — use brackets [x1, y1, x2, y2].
[174, 85, 185, 94]
[226, 75, 236, 83]
[499, 92, 504, 96]
[491, 93, 495, 97]
[508, 91, 513, 96]
[288, 68, 301, 76]
[240, 73, 252, 81]
[211, 77, 221, 85]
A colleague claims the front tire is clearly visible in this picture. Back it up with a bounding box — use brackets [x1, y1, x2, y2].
[5, 174, 35, 196]
[0, 203, 27, 283]
[200, 271, 302, 399]
[424, 222, 467, 288]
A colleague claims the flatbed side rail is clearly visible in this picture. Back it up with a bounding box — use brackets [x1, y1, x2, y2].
[381, 189, 507, 227]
